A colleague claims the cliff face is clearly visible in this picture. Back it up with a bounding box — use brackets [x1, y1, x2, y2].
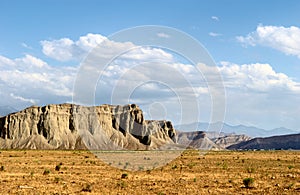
[0, 104, 177, 150]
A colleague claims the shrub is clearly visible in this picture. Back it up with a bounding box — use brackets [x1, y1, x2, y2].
[0, 165, 4, 171]
[54, 177, 61, 183]
[222, 163, 228, 170]
[117, 180, 127, 188]
[55, 164, 61, 171]
[138, 166, 144, 171]
[43, 169, 50, 175]
[246, 167, 255, 173]
[82, 183, 93, 192]
[121, 173, 128, 179]
[286, 183, 294, 189]
[243, 177, 254, 188]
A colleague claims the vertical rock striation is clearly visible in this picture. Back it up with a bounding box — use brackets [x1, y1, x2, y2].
[0, 103, 177, 150]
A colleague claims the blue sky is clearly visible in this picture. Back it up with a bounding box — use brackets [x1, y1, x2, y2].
[0, 0, 300, 131]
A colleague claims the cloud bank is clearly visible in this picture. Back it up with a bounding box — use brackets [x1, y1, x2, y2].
[0, 33, 299, 130]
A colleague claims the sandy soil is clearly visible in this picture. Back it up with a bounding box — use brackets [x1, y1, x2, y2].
[0, 149, 299, 194]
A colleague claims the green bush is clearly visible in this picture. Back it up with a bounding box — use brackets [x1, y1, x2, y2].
[243, 177, 254, 188]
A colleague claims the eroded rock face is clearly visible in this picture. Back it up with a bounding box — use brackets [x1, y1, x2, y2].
[213, 134, 251, 148]
[0, 104, 177, 150]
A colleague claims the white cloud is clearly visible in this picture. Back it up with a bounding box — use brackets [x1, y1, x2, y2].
[76, 33, 107, 51]
[41, 33, 174, 62]
[216, 61, 300, 130]
[211, 16, 219, 21]
[237, 25, 300, 58]
[41, 38, 76, 61]
[1, 33, 300, 130]
[219, 61, 300, 92]
[209, 32, 222, 37]
[21, 43, 33, 49]
[0, 54, 76, 109]
[121, 47, 173, 62]
[10, 93, 37, 104]
[157, 32, 170, 38]
[41, 34, 107, 61]
[17, 54, 49, 68]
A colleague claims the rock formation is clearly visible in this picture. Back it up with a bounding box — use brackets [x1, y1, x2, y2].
[212, 134, 251, 148]
[227, 133, 300, 150]
[0, 104, 177, 150]
[177, 131, 223, 150]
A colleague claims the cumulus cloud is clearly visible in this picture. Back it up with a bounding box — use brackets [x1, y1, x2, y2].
[218, 61, 300, 92]
[0, 54, 76, 109]
[237, 25, 300, 58]
[41, 34, 107, 61]
[41, 33, 174, 62]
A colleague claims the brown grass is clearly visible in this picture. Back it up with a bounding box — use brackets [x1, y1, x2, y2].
[0, 149, 299, 194]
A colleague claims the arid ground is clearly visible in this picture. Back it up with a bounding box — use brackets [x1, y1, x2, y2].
[0, 150, 299, 194]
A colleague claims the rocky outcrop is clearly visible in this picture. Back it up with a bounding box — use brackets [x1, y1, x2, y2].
[212, 134, 251, 148]
[177, 131, 223, 150]
[0, 104, 177, 150]
[227, 133, 300, 150]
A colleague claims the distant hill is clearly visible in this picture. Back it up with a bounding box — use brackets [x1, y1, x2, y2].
[227, 133, 300, 150]
[175, 122, 299, 138]
[212, 134, 251, 148]
[176, 131, 223, 150]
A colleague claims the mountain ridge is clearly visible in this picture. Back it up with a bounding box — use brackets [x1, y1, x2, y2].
[175, 122, 299, 138]
[227, 133, 300, 150]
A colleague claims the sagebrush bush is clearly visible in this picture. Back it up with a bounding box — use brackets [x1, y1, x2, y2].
[243, 177, 254, 188]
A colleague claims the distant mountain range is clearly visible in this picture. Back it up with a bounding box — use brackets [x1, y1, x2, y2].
[175, 122, 299, 138]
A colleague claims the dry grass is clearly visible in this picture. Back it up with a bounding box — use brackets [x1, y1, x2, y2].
[0, 149, 299, 194]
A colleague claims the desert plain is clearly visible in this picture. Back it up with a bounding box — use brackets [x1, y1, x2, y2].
[0, 149, 299, 194]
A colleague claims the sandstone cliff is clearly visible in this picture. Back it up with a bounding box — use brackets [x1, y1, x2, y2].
[0, 104, 177, 150]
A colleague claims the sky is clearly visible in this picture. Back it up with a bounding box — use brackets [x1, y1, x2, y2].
[0, 0, 300, 131]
